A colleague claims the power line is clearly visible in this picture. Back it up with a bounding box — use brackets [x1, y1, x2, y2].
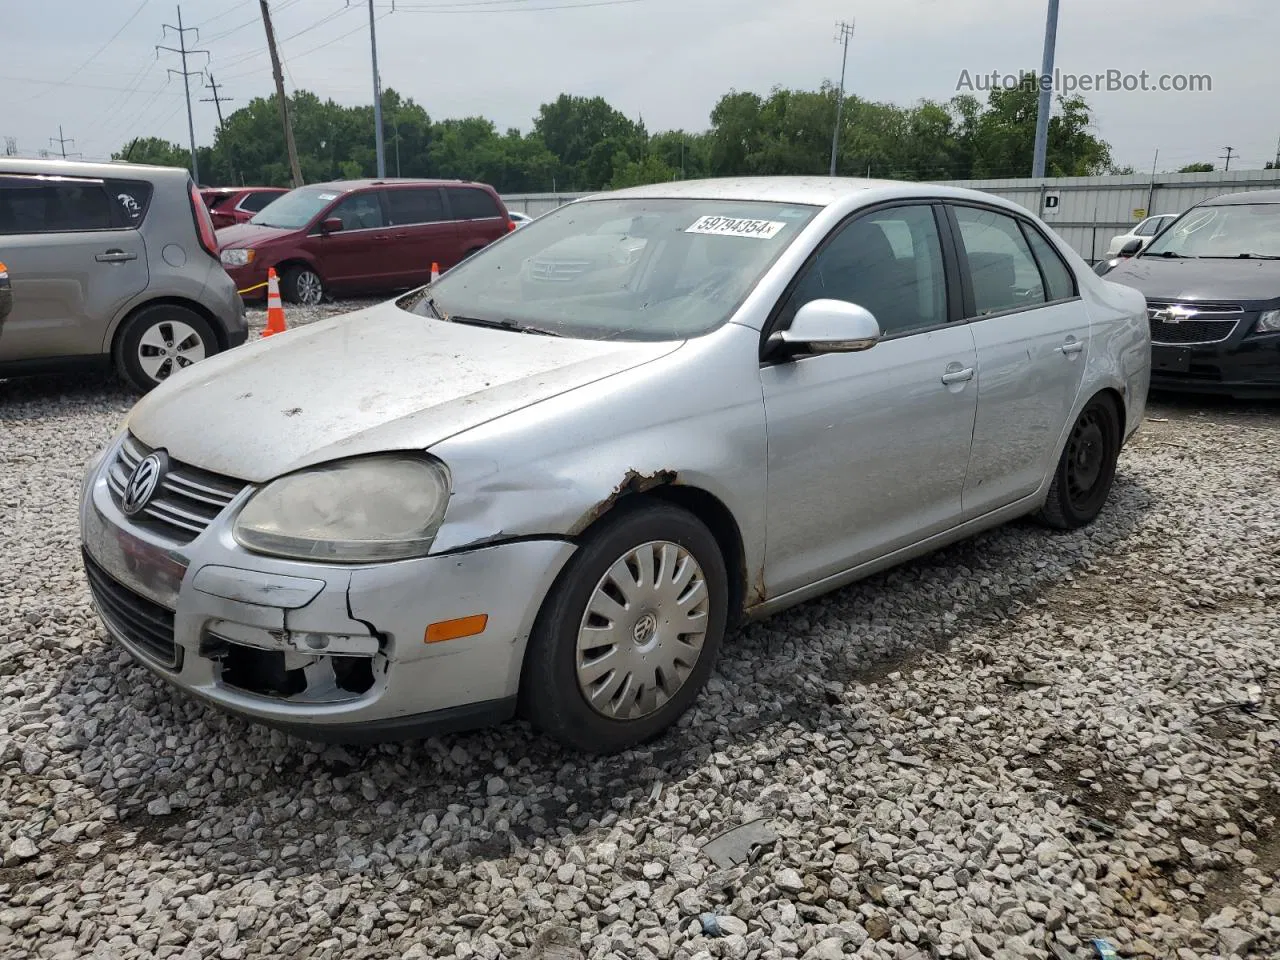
[220, 12, 388, 81]
[157, 5, 210, 183]
[259, 0, 305, 187]
[0, 73, 177, 96]
[193, 0, 254, 29]
[386, 0, 648, 12]
[212, 3, 353, 72]
[26, 0, 151, 104]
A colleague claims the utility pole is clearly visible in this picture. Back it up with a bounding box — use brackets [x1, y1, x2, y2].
[389, 118, 402, 177]
[1273, 133, 1280, 169]
[368, 0, 386, 178]
[1220, 146, 1235, 172]
[200, 73, 233, 131]
[49, 126, 75, 159]
[258, 1, 303, 187]
[3, 137, 16, 157]
[1146, 148, 1159, 218]
[157, 6, 209, 184]
[829, 20, 854, 177]
[1031, 0, 1060, 178]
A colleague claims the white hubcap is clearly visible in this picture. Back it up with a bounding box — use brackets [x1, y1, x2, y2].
[576, 540, 710, 720]
[137, 320, 206, 382]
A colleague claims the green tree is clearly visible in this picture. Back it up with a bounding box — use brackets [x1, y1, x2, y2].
[1178, 162, 1214, 173]
[610, 153, 677, 188]
[112, 137, 188, 168]
[535, 94, 646, 189]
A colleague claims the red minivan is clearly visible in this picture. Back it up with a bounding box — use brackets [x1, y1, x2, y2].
[216, 179, 515, 303]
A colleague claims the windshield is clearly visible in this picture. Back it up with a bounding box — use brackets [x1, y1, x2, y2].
[1143, 203, 1280, 258]
[403, 197, 819, 341]
[249, 185, 342, 229]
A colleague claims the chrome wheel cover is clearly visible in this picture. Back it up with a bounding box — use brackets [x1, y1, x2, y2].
[575, 540, 710, 720]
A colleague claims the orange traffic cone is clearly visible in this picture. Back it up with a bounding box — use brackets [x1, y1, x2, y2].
[430, 262, 440, 283]
[262, 267, 287, 337]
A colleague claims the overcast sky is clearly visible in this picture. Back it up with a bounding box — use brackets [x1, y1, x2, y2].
[4, 0, 1278, 177]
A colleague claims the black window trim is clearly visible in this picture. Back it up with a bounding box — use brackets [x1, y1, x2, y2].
[760, 198, 963, 361]
[0, 172, 135, 235]
[942, 200, 1081, 323]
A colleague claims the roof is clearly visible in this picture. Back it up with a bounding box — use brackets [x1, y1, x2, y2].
[0, 157, 192, 181]
[302, 177, 478, 191]
[1200, 189, 1280, 206]
[586, 175, 1030, 210]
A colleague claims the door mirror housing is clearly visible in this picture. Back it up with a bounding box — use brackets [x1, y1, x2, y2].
[771, 299, 882, 357]
[320, 217, 344, 234]
[1118, 237, 1143, 258]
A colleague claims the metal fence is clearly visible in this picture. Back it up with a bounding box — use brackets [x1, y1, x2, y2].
[503, 169, 1280, 263]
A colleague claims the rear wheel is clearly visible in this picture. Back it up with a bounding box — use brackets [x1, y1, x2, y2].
[1038, 395, 1121, 529]
[520, 502, 728, 753]
[114, 304, 218, 392]
[282, 265, 324, 305]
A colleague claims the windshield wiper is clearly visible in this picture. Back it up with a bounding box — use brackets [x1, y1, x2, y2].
[1200, 252, 1280, 260]
[448, 315, 562, 337]
[1149, 250, 1189, 258]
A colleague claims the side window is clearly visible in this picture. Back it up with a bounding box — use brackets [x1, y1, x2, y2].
[0, 175, 114, 234]
[952, 205, 1046, 316]
[108, 179, 153, 227]
[328, 192, 384, 230]
[445, 187, 501, 221]
[783, 204, 948, 337]
[240, 191, 278, 213]
[1135, 217, 1161, 237]
[384, 188, 445, 226]
[1021, 224, 1076, 302]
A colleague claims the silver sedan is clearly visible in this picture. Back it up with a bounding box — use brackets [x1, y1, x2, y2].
[79, 177, 1151, 752]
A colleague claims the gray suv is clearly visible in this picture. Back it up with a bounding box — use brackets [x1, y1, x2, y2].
[0, 158, 247, 391]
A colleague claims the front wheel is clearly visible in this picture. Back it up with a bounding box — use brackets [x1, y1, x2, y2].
[1038, 395, 1121, 529]
[282, 265, 324, 305]
[114, 304, 219, 392]
[520, 502, 728, 753]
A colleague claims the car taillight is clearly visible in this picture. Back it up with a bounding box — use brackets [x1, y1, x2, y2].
[506, 219, 517, 232]
[189, 181, 219, 259]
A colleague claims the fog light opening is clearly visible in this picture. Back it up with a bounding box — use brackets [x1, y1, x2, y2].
[220, 644, 307, 698]
[332, 655, 375, 695]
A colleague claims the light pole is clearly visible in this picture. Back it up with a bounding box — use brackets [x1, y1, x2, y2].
[1031, 0, 1060, 178]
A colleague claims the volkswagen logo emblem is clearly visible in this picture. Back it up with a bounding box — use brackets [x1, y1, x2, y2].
[122, 452, 168, 517]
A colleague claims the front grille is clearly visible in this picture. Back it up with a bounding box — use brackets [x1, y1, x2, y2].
[1146, 300, 1242, 346]
[529, 259, 592, 281]
[106, 434, 246, 543]
[83, 551, 180, 668]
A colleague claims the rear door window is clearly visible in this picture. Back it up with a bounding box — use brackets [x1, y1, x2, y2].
[951, 205, 1047, 315]
[239, 191, 279, 213]
[1021, 224, 1077, 302]
[445, 186, 502, 221]
[384, 187, 446, 226]
[108, 180, 153, 227]
[0, 175, 117, 234]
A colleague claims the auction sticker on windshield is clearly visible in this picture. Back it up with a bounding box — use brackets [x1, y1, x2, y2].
[686, 215, 786, 239]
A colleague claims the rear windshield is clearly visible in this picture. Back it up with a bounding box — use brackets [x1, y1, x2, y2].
[249, 186, 344, 229]
[403, 197, 818, 341]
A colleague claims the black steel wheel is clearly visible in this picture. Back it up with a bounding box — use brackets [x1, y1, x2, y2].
[1038, 394, 1121, 530]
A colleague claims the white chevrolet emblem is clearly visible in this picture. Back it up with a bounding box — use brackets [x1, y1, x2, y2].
[1151, 305, 1198, 324]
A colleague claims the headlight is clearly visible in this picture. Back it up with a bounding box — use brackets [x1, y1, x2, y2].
[220, 248, 255, 266]
[233, 456, 451, 562]
[1256, 309, 1280, 334]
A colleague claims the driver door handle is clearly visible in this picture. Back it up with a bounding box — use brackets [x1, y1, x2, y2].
[941, 367, 974, 385]
[95, 249, 138, 264]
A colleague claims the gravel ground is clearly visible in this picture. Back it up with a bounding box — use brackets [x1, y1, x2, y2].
[2, 308, 1278, 960]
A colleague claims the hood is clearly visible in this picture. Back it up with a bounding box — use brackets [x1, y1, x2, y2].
[126, 302, 681, 483]
[216, 221, 298, 248]
[1106, 256, 1280, 304]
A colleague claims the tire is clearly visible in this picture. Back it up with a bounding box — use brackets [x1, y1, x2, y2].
[114, 304, 219, 392]
[1038, 394, 1121, 530]
[520, 501, 729, 753]
[281, 265, 324, 305]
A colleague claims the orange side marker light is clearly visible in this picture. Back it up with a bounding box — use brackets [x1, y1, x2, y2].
[425, 614, 488, 644]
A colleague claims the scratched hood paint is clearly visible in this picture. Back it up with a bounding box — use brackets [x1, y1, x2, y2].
[126, 301, 681, 483]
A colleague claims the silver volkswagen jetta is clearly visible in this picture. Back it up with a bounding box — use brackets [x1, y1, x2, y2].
[79, 177, 1150, 752]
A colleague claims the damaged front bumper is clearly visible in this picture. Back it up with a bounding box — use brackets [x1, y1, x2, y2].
[78, 437, 575, 743]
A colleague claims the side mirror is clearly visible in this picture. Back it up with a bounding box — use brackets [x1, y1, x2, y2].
[320, 217, 344, 234]
[1118, 238, 1143, 258]
[771, 299, 881, 357]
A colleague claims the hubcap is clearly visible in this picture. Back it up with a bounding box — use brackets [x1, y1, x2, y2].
[1066, 409, 1106, 503]
[576, 540, 710, 721]
[137, 320, 206, 382]
[296, 271, 323, 305]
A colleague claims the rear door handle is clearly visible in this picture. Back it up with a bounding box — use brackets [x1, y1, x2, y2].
[941, 367, 975, 385]
[1059, 337, 1084, 356]
[95, 249, 138, 264]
